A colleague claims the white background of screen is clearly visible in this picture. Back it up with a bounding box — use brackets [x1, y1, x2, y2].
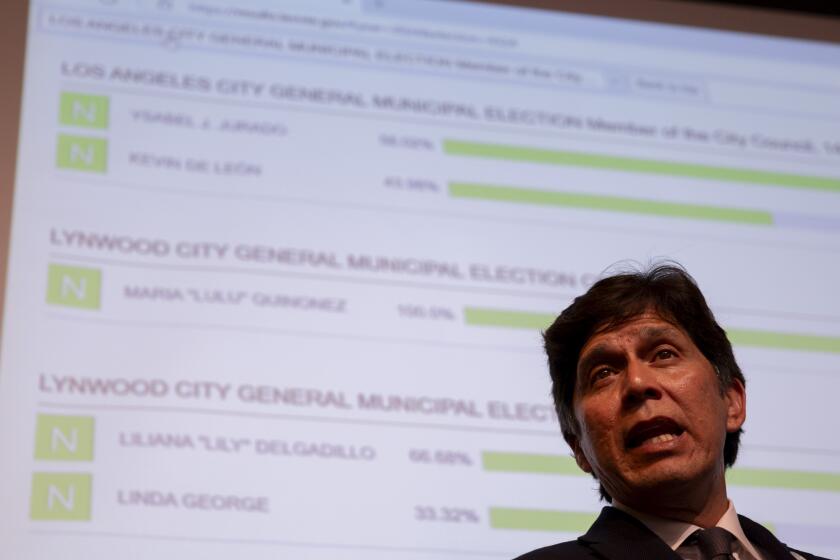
[1, 1, 840, 558]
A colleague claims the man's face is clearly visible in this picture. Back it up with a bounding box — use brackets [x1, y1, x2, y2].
[570, 312, 745, 505]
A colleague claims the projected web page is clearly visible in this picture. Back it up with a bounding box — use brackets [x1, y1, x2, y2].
[1, 0, 840, 558]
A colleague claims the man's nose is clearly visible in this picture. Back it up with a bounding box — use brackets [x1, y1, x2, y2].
[621, 359, 662, 407]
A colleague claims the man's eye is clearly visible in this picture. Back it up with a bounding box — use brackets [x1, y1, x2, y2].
[592, 367, 614, 381]
[654, 349, 675, 360]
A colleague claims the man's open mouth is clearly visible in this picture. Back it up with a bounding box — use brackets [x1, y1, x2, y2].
[625, 417, 685, 449]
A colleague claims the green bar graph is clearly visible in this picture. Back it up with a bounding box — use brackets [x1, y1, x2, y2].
[482, 450, 840, 493]
[727, 467, 840, 492]
[464, 307, 554, 330]
[483, 452, 583, 476]
[449, 182, 773, 225]
[727, 328, 840, 354]
[489, 507, 597, 532]
[464, 308, 840, 355]
[443, 140, 840, 192]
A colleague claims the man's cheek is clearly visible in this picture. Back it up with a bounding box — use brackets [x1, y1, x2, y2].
[584, 431, 615, 466]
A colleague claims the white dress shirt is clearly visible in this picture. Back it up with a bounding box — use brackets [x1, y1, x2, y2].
[612, 500, 765, 560]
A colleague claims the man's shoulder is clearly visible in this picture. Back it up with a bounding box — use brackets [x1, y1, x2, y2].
[788, 547, 832, 560]
[738, 514, 832, 560]
[512, 539, 597, 560]
[511, 506, 665, 559]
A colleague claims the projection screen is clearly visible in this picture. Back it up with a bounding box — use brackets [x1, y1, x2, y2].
[1, 0, 840, 558]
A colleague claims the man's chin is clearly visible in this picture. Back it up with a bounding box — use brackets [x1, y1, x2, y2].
[625, 458, 702, 493]
[610, 461, 704, 503]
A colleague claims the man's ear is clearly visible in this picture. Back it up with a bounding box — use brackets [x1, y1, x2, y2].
[725, 378, 746, 433]
[568, 434, 593, 474]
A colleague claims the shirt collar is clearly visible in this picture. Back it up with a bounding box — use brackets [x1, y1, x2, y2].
[612, 499, 763, 559]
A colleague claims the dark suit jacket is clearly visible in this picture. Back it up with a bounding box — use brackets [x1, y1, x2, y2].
[514, 507, 828, 560]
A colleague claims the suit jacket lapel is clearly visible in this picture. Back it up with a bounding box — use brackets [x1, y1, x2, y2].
[738, 514, 794, 560]
[578, 507, 684, 560]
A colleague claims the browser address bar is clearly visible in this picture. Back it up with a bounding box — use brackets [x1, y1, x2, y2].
[709, 80, 840, 119]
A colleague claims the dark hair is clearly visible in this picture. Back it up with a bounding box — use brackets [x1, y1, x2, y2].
[543, 264, 744, 502]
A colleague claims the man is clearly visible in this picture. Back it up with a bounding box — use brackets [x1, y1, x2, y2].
[517, 265, 825, 560]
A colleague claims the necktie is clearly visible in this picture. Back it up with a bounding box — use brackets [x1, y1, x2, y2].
[693, 527, 737, 559]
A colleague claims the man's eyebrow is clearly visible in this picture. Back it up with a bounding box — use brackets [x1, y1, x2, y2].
[576, 326, 684, 378]
[576, 344, 615, 378]
[638, 325, 682, 341]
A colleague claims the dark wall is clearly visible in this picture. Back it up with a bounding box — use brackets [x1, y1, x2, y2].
[689, 1, 840, 17]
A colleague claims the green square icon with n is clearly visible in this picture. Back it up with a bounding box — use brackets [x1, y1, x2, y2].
[56, 134, 108, 173]
[30, 473, 92, 521]
[35, 415, 95, 461]
[46, 264, 102, 310]
[59, 92, 109, 129]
